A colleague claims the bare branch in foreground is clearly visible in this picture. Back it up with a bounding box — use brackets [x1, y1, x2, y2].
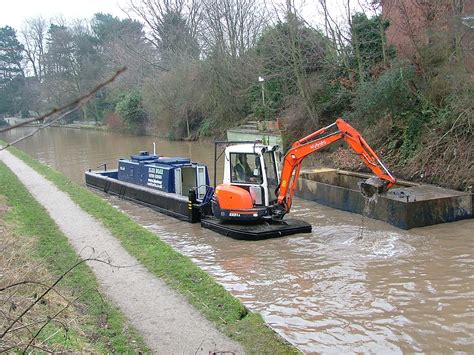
[0, 106, 80, 151]
[0, 67, 127, 134]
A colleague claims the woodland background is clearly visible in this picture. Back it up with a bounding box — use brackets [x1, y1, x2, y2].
[0, 0, 472, 189]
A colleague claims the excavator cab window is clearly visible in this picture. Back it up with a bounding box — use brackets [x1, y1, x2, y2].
[230, 153, 262, 184]
[263, 151, 279, 202]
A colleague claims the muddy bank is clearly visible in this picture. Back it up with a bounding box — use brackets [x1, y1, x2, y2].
[307, 135, 473, 192]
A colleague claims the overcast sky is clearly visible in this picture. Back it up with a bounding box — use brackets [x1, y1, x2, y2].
[0, 0, 129, 30]
[0, 0, 360, 33]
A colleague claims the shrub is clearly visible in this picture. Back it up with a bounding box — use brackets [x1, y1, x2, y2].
[351, 61, 416, 124]
[104, 112, 123, 130]
[115, 90, 147, 134]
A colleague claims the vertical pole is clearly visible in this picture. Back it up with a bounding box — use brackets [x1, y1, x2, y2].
[213, 142, 217, 188]
[261, 82, 265, 106]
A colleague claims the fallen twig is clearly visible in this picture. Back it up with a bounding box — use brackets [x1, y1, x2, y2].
[0, 280, 71, 304]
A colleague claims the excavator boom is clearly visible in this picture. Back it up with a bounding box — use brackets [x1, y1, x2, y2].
[276, 118, 396, 215]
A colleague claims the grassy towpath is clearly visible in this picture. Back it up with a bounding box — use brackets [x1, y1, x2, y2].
[0, 161, 148, 353]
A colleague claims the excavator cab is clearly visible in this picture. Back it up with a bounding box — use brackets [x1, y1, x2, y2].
[212, 143, 280, 221]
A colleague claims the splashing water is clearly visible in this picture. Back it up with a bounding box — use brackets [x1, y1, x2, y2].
[363, 192, 378, 215]
[358, 183, 379, 240]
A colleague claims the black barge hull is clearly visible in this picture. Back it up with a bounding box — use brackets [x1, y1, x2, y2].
[85, 170, 200, 223]
[201, 217, 312, 240]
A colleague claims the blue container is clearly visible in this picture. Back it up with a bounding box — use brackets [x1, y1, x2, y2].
[117, 159, 138, 183]
[117, 151, 210, 197]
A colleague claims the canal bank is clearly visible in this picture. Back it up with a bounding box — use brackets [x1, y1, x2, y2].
[0, 144, 297, 353]
[0, 162, 147, 353]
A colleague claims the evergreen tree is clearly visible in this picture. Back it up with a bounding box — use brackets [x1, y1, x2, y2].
[0, 26, 26, 114]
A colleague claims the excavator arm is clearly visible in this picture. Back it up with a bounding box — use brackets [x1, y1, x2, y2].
[275, 118, 396, 216]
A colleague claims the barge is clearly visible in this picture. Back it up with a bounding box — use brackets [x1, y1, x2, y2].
[296, 168, 473, 229]
[85, 149, 311, 240]
[86, 119, 403, 239]
[86, 151, 207, 223]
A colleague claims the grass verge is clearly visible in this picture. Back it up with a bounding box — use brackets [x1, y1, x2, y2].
[0, 161, 148, 353]
[2, 144, 299, 353]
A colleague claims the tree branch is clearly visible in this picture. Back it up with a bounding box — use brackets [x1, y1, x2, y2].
[0, 67, 127, 134]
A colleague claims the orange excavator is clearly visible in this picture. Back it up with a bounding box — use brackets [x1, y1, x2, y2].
[210, 118, 396, 223]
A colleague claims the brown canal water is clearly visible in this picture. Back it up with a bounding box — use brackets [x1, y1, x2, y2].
[2, 127, 473, 353]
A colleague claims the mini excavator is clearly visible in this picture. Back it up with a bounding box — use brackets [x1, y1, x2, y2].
[201, 118, 396, 239]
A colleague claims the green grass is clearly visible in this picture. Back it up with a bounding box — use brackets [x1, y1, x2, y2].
[3, 143, 299, 354]
[0, 161, 149, 353]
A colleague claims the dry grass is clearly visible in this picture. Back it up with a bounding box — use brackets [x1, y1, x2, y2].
[0, 196, 93, 353]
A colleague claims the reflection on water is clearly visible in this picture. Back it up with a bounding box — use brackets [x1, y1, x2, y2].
[2, 127, 473, 353]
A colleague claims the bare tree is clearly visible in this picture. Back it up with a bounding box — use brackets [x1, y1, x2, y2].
[362, 0, 389, 66]
[127, 0, 203, 66]
[21, 17, 48, 82]
[202, 0, 267, 58]
[317, 0, 352, 72]
[257, 1, 327, 124]
[286, 0, 318, 121]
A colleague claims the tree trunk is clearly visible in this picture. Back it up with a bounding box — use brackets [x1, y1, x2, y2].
[186, 110, 190, 138]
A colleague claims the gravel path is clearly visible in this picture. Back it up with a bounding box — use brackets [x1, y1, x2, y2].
[0, 150, 243, 354]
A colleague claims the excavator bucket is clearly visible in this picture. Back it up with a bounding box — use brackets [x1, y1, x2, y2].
[359, 177, 390, 198]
